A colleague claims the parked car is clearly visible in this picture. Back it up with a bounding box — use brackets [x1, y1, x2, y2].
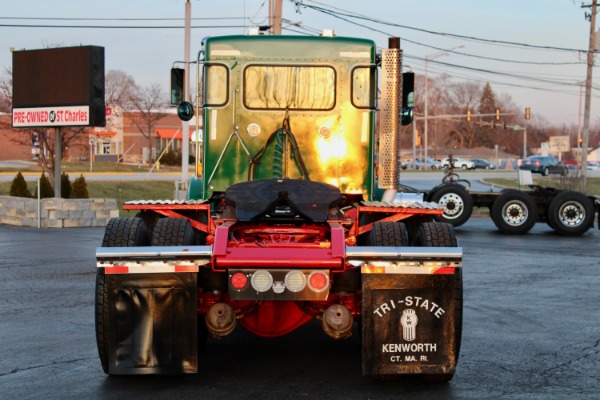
[471, 158, 496, 170]
[412, 157, 442, 170]
[518, 155, 568, 176]
[586, 161, 600, 170]
[563, 160, 579, 170]
[440, 157, 474, 170]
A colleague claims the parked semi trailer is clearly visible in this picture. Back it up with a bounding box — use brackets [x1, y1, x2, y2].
[415, 168, 600, 236]
[95, 34, 463, 380]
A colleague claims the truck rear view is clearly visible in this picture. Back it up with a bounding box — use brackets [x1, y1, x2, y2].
[95, 33, 463, 381]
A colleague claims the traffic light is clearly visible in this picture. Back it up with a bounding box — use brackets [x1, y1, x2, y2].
[495, 108, 501, 121]
[466, 109, 471, 122]
[525, 107, 531, 120]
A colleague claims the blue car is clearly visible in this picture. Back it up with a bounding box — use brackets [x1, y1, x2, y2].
[518, 156, 568, 176]
[471, 159, 496, 170]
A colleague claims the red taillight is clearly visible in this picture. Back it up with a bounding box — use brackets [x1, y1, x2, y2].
[308, 271, 329, 292]
[535, 161, 541, 167]
[231, 272, 248, 290]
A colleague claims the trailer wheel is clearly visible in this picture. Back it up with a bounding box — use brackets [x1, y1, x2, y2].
[367, 221, 409, 246]
[96, 217, 150, 374]
[547, 191, 594, 236]
[429, 184, 473, 227]
[414, 222, 462, 382]
[491, 190, 538, 234]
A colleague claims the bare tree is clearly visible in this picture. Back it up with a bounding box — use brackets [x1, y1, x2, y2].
[0, 66, 12, 115]
[105, 70, 137, 112]
[127, 82, 168, 159]
[445, 80, 481, 148]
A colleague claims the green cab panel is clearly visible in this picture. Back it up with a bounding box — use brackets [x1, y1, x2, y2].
[199, 35, 377, 201]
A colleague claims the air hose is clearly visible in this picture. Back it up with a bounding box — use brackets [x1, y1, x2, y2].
[248, 114, 310, 181]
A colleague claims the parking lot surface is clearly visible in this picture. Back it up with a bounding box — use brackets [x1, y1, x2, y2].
[0, 219, 598, 399]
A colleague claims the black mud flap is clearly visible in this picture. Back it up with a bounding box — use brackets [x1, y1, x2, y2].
[105, 272, 197, 375]
[362, 273, 460, 377]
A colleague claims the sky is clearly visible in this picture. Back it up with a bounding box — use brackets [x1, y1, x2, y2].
[0, 0, 598, 127]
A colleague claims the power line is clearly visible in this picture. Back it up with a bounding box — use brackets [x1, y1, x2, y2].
[298, 0, 588, 53]
[0, 16, 249, 21]
[294, 1, 588, 68]
[0, 23, 249, 29]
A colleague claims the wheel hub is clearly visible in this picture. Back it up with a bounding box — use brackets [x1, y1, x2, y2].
[503, 202, 527, 226]
[439, 193, 463, 218]
[559, 202, 584, 227]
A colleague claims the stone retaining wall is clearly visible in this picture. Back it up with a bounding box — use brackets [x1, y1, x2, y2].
[0, 196, 119, 228]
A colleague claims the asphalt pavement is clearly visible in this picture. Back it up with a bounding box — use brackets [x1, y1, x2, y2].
[0, 218, 598, 399]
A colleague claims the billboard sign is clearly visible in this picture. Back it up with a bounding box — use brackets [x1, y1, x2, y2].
[12, 45, 105, 128]
[549, 135, 570, 153]
[13, 105, 90, 127]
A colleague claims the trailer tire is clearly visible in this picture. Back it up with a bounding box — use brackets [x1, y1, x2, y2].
[96, 217, 150, 374]
[367, 221, 409, 246]
[491, 190, 538, 234]
[547, 191, 594, 236]
[429, 184, 473, 227]
[414, 222, 462, 382]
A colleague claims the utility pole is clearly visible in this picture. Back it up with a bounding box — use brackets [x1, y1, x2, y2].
[270, 0, 283, 35]
[581, 0, 597, 192]
[180, 0, 191, 198]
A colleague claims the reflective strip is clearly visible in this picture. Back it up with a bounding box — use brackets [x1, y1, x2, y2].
[361, 265, 458, 275]
[96, 245, 213, 260]
[100, 262, 199, 275]
[340, 51, 370, 58]
[211, 49, 241, 56]
[361, 112, 369, 143]
[210, 109, 217, 141]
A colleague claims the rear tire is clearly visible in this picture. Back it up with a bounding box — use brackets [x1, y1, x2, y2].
[367, 221, 409, 246]
[96, 217, 150, 374]
[414, 222, 462, 383]
[547, 191, 594, 236]
[491, 190, 538, 234]
[151, 217, 197, 246]
[150, 218, 207, 344]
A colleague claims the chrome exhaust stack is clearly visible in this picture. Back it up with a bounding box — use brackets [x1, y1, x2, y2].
[378, 37, 402, 203]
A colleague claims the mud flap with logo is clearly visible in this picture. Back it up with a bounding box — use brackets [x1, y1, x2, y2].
[361, 272, 460, 377]
[105, 272, 198, 375]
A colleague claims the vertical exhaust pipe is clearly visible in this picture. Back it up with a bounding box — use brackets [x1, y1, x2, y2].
[379, 37, 402, 203]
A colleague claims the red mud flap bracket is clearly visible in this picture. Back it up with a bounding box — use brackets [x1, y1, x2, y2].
[348, 246, 463, 379]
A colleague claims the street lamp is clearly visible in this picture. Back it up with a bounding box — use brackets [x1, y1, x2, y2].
[423, 46, 464, 168]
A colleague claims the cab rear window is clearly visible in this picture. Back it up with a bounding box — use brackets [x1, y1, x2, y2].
[244, 65, 336, 110]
